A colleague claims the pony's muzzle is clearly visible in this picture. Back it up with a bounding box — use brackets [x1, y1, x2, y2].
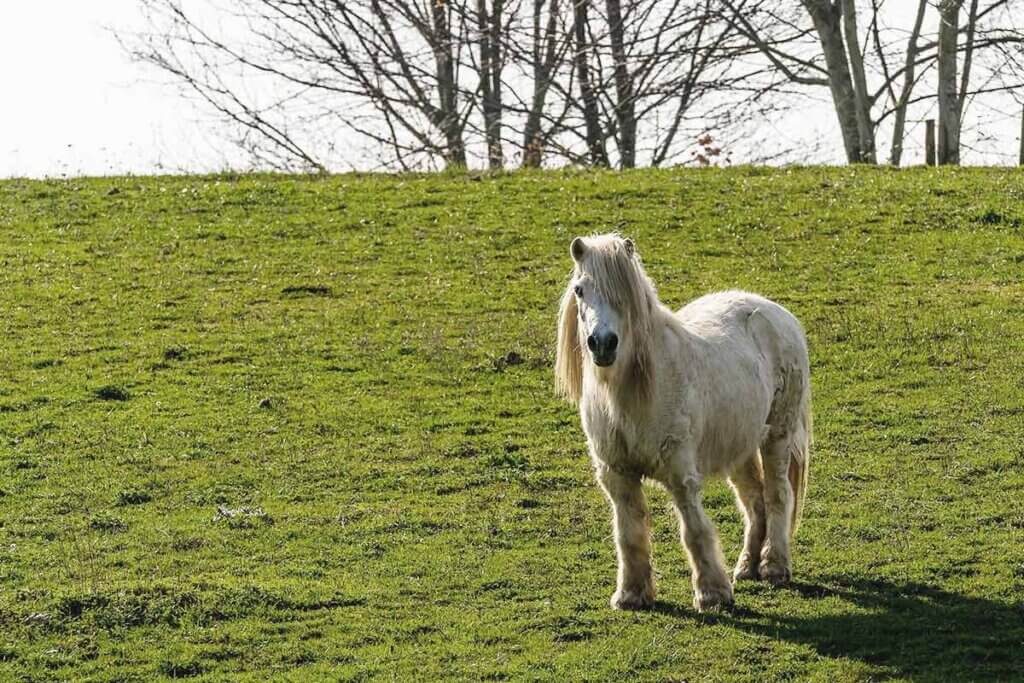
[587, 332, 618, 366]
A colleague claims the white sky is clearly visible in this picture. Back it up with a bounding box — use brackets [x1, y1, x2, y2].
[0, 1, 245, 177]
[0, 2, 1020, 177]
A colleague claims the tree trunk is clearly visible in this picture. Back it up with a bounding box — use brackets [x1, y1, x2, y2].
[889, 0, 928, 166]
[523, 0, 560, 168]
[477, 0, 504, 169]
[431, 0, 467, 168]
[573, 0, 609, 167]
[840, 0, 876, 163]
[958, 0, 979, 121]
[937, 0, 961, 165]
[1019, 106, 1024, 166]
[802, 0, 867, 163]
[605, 0, 636, 168]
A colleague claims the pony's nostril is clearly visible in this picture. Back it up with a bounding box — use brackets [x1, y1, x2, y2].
[586, 334, 597, 352]
[607, 333, 618, 352]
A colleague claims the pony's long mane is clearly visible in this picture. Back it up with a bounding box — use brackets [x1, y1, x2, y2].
[555, 234, 658, 404]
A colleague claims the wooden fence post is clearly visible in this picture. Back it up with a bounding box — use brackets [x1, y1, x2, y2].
[925, 119, 936, 166]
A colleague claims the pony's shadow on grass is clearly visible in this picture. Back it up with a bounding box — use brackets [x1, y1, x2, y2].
[656, 574, 1024, 681]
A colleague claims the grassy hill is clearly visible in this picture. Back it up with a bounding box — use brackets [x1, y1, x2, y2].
[1, 167, 1023, 681]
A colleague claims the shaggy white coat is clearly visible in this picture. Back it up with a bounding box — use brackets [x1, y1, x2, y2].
[555, 234, 811, 611]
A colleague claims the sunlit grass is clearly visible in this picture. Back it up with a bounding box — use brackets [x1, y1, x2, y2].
[1, 167, 1023, 680]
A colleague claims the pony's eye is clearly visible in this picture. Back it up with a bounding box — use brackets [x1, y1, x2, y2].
[574, 285, 583, 298]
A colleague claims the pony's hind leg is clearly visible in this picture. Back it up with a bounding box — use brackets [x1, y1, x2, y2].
[595, 464, 655, 610]
[759, 436, 794, 584]
[668, 475, 734, 612]
[728, 455, 766, 582]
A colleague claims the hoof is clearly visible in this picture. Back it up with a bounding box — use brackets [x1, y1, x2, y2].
[760, 563, 792, 586]
[611, 587, 655, 611]
[733, 554, 760, 582]
[693, 585, 734, 612]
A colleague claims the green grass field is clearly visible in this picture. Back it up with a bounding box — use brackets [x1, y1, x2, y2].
[2, 167, 1023, 681]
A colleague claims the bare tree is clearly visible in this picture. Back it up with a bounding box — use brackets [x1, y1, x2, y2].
[604, 0, 639, 167]
[127, 0, 786, 170]
[573, 0, 612, 165]
[937, 0, 963, 164]
[565, 0, 776, 168]
[722, 0, 879, 162]
[128, 0, 1024, 169]
[125, 0, 486, 170]
[473, 0, 507, 168]
[887, 0, 928, 165]
[721, 0, 1024, 165]
[839, 0, 876, 162]
[519, 0, 570, 167]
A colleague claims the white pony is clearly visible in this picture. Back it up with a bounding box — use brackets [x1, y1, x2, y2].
[555, 234, 811, 612]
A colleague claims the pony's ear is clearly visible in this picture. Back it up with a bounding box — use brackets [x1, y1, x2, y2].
[570, 237, 587, 263]
[624, 238, 635, 257]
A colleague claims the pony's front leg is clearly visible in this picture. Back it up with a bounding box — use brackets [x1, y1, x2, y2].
[668, 474, 734, 612]
[595, 464, 655, 610]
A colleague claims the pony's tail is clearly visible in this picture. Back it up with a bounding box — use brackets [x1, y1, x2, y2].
[788, 385, 812, 539]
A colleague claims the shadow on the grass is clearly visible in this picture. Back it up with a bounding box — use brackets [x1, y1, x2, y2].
[658, 574, 1024, 681]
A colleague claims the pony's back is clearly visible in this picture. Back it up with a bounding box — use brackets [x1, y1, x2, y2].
[677, 289, 811, 537]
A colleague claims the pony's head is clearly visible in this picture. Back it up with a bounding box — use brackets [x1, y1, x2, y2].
[555, 234, 657, 403]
